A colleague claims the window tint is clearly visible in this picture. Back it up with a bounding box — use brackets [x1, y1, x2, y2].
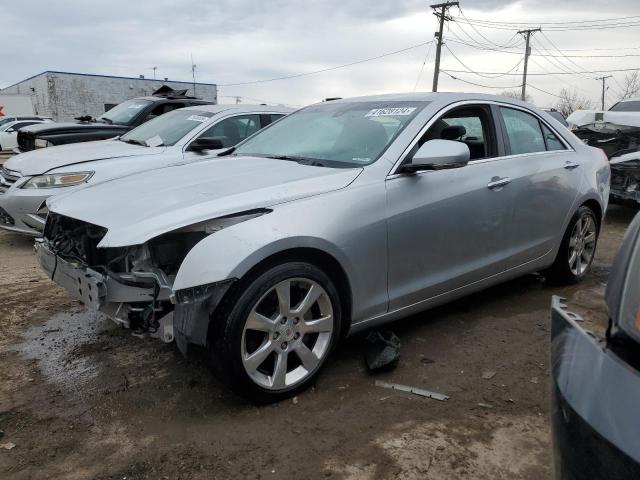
[198, 114, 261, 148]
[541, 124, 566, 151]
[500, 107, 546, 155]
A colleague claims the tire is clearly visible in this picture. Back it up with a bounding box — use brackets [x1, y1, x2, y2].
[207, 261, 342, 404]
[545, 206, 599, 284]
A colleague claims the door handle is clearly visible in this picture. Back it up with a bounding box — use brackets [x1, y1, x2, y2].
[564, 161, 580, 170]
[487, 177, 512, 189]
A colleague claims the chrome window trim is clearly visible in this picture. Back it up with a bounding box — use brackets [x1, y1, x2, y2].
[388, 99, 575, 177]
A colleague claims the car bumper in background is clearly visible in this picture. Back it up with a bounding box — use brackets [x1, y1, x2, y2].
[0, 187, 49, 235]
[550, 296, 640, 479]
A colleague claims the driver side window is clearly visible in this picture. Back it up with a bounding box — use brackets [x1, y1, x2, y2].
[408, 105, 497, 162]
[197, 114, 261, 148]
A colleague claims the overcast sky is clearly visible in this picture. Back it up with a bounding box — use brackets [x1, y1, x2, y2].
[2, 0, 640, 108]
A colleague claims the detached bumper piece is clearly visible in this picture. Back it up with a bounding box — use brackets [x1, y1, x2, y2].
[551, 296, 640, 479]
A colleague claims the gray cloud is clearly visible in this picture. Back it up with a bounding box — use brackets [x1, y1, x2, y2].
[2, 0, 640, 107]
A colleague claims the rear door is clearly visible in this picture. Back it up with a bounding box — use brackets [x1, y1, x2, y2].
[495, 106, 581, 266]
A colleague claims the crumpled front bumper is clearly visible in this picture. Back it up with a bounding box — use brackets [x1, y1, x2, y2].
[550, 296, 640, 479]
[35, 240, 162, 307]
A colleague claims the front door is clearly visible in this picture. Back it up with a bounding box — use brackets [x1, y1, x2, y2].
[386, 104, 517, 311]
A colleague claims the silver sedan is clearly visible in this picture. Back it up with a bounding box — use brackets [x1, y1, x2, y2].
[0, 104, 291, 235]
[37, 93, 610, 403]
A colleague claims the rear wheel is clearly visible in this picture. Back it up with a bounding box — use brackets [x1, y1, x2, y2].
[545, 206, 598, 283]
[208, 262, 341, 403]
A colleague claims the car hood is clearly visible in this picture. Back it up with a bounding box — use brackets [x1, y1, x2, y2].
[610, 150, 640, 167]
[5, 139, 164, 176]
[21, 121, 124, 135]
[48, 156, 363, 247]
[568, 110, 640, 133]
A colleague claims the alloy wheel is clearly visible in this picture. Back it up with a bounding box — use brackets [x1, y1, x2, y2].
[241, 278, 334, 390]
[568, 214, 597, 276]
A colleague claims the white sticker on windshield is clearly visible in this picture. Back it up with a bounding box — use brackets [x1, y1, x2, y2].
[145, 135, 164, 147]
[186, 115, 209, 122]
[127, 104, 146, 109]
[365, 107, 416, 117]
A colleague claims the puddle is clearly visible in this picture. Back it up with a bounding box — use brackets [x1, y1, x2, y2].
[17, 310, 114, 400]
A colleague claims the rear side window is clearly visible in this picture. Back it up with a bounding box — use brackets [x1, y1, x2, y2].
[541, 124, 566, 151]
[500, 107, 546, 155]
[198, 114, 261, 148]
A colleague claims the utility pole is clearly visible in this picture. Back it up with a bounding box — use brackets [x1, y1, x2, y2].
[596, 75, 612, 110]
[430, 1, 459, 92]
[190, 53, 197, 97]
[518, 28, 541, 101]
[152, 66, 157, 80]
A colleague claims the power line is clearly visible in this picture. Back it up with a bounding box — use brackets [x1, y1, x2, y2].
[450, 14, 640, 26]
[451, 17, 640, 31]
[443, 67, 640, 76]
[444, 44, 523, 78]
[218, 40, 434, 87]
[441, 70, 522, 89]
[457, 7, 522, 49]
[413, 41, 434, 91]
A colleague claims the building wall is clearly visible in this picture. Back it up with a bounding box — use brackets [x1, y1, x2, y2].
[2, 72, 217, 121]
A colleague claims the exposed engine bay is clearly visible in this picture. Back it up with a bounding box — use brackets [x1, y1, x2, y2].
[38, 212, 209, 342]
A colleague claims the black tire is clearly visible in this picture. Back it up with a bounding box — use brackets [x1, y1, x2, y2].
[207, 261, 342, 404]
[545, 205, 599, 284]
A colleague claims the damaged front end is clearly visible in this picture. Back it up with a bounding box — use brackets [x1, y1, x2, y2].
[570, 114, 640, 204]
[36, 212, 236, 353]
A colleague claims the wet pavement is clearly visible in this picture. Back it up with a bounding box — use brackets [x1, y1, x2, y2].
[0, 204, 637, 479]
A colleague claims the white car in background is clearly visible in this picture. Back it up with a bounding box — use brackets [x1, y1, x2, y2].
[0, 118, 52, 151]
[0, 104, 291, 235]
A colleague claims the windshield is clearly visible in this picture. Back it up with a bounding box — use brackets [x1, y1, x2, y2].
[98, 99, 153, 125]
[610, 100, 640, 112]
[0, 118, 16, 128]
[120, 109, 214, 147]
[233, 100, 428, 167]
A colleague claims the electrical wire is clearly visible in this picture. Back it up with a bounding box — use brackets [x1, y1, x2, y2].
[443, 67, 640, 76]
[218, 40, 434, 86]
[444, 44, 523, 78]
[441, 70, 522, 89]
[413, 41, 434, 91]
[457, 7, 523, 49]
[450, 14, 640, 27]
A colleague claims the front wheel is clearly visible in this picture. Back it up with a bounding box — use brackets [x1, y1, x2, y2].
[545, 206, 599, 284]
[208, 262, 342, 403]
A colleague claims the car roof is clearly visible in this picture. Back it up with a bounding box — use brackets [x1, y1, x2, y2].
[619, 96, 640, 103]
[325, 92, 537, 109]
[179, 104, 294, 114]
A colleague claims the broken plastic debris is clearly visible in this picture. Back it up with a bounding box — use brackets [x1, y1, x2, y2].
[375, 380, 448, 401]
[477, 402, 493, 409]
[365, 330, 401, 372]
[0, 442, 15, 450]
[481, 370, 497, 380]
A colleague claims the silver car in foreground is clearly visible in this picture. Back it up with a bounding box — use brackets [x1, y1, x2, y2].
[0, 104, 290, 235]
[37, 93, 610, 402]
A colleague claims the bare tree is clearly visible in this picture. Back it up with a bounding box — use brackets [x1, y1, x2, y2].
[500, 90, 532, 103]
[554, 89, 594, 117]
[619, 72, 640, 100]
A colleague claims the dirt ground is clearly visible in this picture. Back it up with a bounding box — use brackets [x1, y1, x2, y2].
[0, 204, 636, 480]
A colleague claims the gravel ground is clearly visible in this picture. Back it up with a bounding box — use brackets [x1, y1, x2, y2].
[0, 204, 636, 480]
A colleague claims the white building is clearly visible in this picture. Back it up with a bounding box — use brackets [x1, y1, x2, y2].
[1, 71, 217, 121]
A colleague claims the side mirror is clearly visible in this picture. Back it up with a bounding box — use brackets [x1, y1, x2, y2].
[6, 128, 15, 133]
[401, 139, 470, 173]
[188, 137, 224, 152]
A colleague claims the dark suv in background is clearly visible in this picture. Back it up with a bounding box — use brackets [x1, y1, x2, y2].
[16, 86, 213, 152]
